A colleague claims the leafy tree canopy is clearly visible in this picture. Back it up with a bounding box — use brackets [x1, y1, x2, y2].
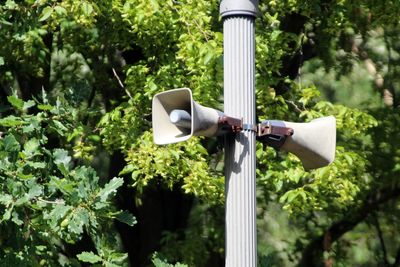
[0, 0, 399, 266]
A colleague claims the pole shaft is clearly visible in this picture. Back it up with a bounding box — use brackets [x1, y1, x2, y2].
[223, 15, 257, 267]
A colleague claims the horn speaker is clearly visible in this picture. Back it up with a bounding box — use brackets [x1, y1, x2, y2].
[265, 116, 336, 170]
[152, 88, 223, 145]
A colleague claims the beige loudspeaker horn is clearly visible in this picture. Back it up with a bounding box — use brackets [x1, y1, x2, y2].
[261, 116, 336, 170]
[152, 88, 225, 145]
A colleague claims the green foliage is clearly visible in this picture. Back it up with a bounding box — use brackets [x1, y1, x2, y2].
[119, 0, 223, 106]
[256, 85, 377, 217]
[77, 250, 128, 267]
[119, 131, 224, 204]
[0, 95, 133, 266]
[1, 0, 400, 266]
[152, 252, 188, 267]
[156, 202, 224, 266]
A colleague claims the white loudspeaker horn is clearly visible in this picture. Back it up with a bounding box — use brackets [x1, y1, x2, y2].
[260, 116, 336, 170]
[153, 88, 229, 145]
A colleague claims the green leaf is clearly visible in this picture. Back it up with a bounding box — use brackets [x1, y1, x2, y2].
[53, 149, 71, 167]
[23, 100, 35, 110]
[119, 164, 135, 175]
[148, 80, 157, 91]
[15, 195, 29, 206]
[47, 204, 71, 227]
[4, 134, 20, 152]
[49, 176, 75, 195]
[81, 2, 94, 16]
[115, 211, 136, 226]
[77, 251, 102, 264]
[107, 252, 128, 263]
[98, 177, 124, 202]
[50, 120, 68, 136]
[0, 194, 13, 206]
[0, 20, 12, 26]
[344, 154, 353, 165]
[54, 6, 67, 15]
[88, 134, 100, 142]
[2, 207, 12, 221]
[5, 0, 17, 10]
[17, 172, 35, 179]
[150, 0, 160, 11]
[69, 208, 89, 234]
[22, 124, 36, 133]
[0, 115, 26, 127]
[275, 179, 283, 191]
[0, 56, 4, 66]
[287, 191, 299, 203]
[152, 253, 188, 267]
[11, 211, 23, 226]
[39, 7, 54, 22]
[37, 104, 53, 111]
[53, 149, 71, 175]
[27, 162, 46, 169]
[23, 138, 40, 157]
[7, 95, 23, 110]
[27, 184, 43, 199]
[203, 51, 214, 65]
[279, 190, 298, 204]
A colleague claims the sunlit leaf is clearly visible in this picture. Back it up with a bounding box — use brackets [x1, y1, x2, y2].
[39, 6, 53, 22]
[77, 251, 102, 264]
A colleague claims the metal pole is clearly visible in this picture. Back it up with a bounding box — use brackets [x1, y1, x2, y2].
[220, 1, 258, 266]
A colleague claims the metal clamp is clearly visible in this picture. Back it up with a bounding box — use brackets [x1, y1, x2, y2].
[257, 122, 294, 137]
[243, 123, 257, 132]
[256, 122, 294, 149]
[217, 117, 294, 149]
[218, 116, 243, 133]
[218, 115, 260, 134]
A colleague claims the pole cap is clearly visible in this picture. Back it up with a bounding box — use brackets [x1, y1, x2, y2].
[220, 0, 259, 18]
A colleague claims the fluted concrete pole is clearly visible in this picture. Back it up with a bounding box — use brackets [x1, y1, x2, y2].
[220, 1, 258, 266]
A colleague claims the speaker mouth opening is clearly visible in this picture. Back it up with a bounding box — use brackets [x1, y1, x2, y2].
[152, 88, 195, 145]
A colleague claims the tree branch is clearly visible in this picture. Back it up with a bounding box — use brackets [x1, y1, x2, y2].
[392, 246, 400, 267]
[285, 100, 306, 113]
[298, 185, 400, 267]
[383, 33, 396, 106]
[112, 68, 132, 100]
[372, 213, 389, 266]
